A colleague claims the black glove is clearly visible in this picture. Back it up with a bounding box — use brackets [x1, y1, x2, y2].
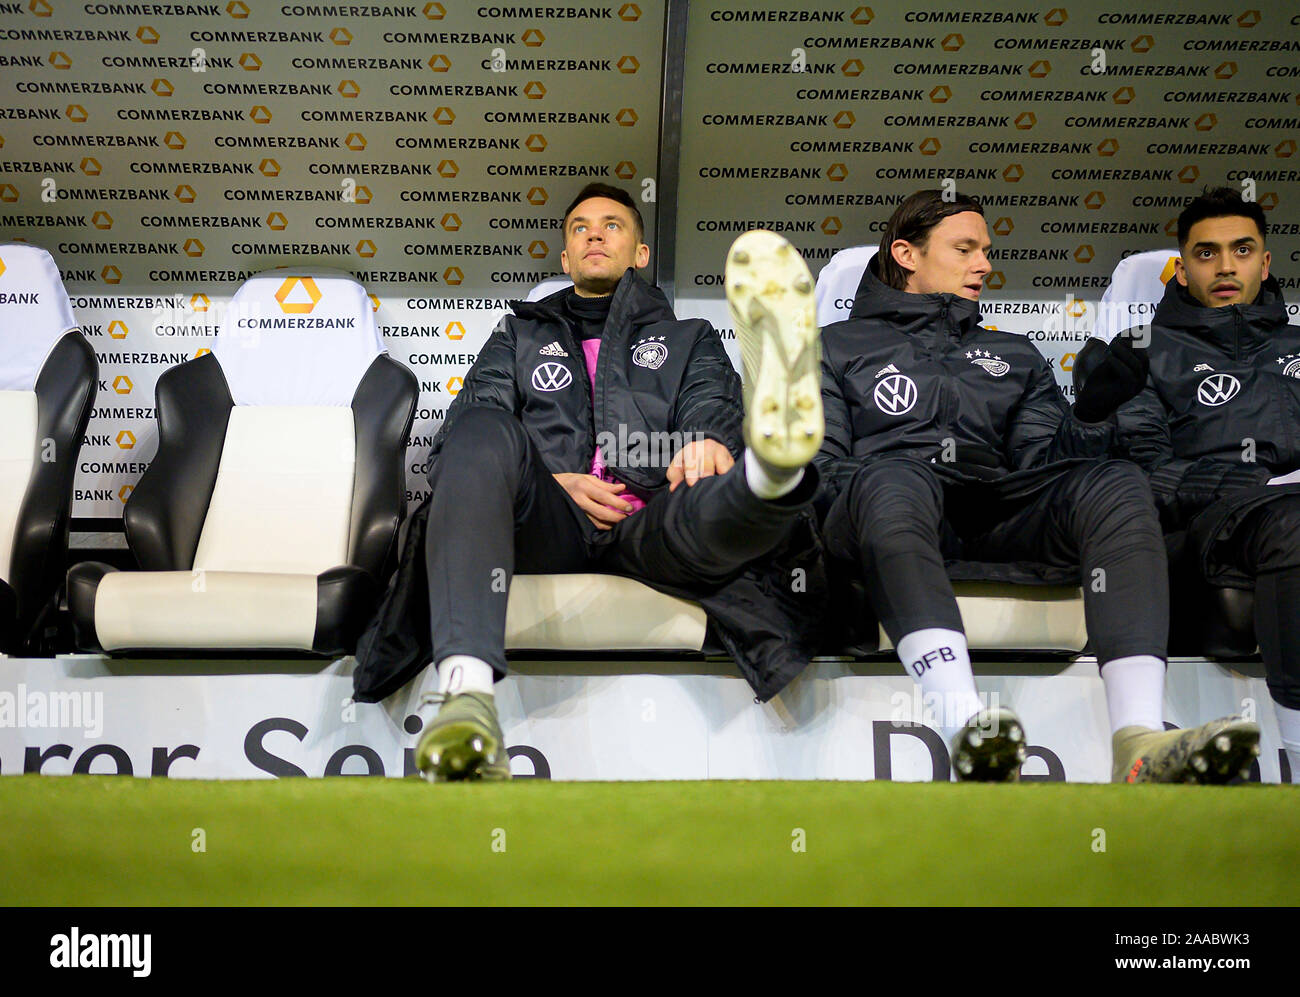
[1072, 333, 1149, 423]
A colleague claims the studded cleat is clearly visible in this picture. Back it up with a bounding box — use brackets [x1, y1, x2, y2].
[1112, 716, 1261, 784]
[415, 691, 512, 782]
[950, 707, 1027, 783]
[725, 229, 824, 471]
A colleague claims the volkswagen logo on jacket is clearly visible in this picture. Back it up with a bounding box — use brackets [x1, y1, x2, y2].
[873, 373, 918, 415]
[531, 361, 573, 392]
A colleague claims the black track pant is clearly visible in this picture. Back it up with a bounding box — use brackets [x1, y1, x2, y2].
[1210, 494, 1300, 709]
[423, 406, 809, 676]
[821, 456, 1169, 666]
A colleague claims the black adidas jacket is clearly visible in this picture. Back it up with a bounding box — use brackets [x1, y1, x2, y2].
[426, 268, 742, 491]
[816, 255, 1114, 501]
[1114, 275, 1300, 531]
[354, 267, 826, 704]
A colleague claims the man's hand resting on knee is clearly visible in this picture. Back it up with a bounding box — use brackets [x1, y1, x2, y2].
[553, 473, 636, 530]
[666, 438, 735, 492]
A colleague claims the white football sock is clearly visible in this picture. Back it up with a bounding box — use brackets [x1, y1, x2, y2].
[436, 654, 496, 696]
[895, 628, 984, 743]
[1100, 655, 1166, 734]
[1274, 701, 1300, 783]
[743, 447, 803, 499]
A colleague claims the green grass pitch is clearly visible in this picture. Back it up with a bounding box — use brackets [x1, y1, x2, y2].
[2, 776, 1297, 906]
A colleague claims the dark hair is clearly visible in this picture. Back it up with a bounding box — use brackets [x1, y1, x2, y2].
[562, 183, 645, 243]
[877, 189, 985, 291]
[1177, 185, 1267, 247]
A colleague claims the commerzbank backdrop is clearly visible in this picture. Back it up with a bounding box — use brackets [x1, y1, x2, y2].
[0, 0, 1296, 518]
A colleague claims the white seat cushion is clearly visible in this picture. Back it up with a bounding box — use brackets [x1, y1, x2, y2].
[94, 570, 318, 650]
[0, 243, 79, 392]
[1096, 248, 1180, 342]
[0, 392, 36, 582]
[214, 269, 384, 407]
[193, 406, 354, 575]
[505, 574, 707, 651]
[814, 245, 878, 327]
[878, 583, 1088, 652]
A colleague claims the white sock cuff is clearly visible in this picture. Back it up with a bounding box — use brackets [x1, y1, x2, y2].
[436, 654, 496, 696]
[744, 447, 803, 500]
[1100, 654, 1166, 734]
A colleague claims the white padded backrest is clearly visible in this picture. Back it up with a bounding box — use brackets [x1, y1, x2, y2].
[0, 242, 79, 391]
[0, 392, 37, 582]
[214, 268, 383, 406]
[1096, 249, 1180, 342]
[192, 406, 355, 574]
[814, 245, 878, 327]
[527, 275, 572, 301]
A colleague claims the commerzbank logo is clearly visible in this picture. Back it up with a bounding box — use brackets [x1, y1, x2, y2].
[275, 277, 321, 314]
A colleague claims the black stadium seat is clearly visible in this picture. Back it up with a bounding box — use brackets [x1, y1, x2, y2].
[0, 243, 97, 653]
[67, 268, 416, 656]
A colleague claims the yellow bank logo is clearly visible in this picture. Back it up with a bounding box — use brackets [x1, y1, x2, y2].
[443, 268, 463, 286]
[356, 240, 377, 258]
[0, 185, 16, 203]
[1002, 164, 1024, 182]
[423, 2, 445, 17]
[152, 79, 174, 97]
[345, 133, 367, 150]
[108, 321, 128, 339]
[118, 485, 133, 503]
[428, 54, 451, 71]
[1029, 61, 1050, 78]
[239, 53, 261, 71]
[226, 1, 249, 16]
[191, 293, 210, 312]
[992, 217, 1012, 236]
[174, 184, 196, 202]
[920, 137, 940, 156]
[183, 238, 204, 257]
[102, 266, 121, 284]
[260, 159, 280, 176]
[432, 108, 454, 125]
[267, 212, 287, 230]
[522, 29, 544, 46]
[526, 134, 547, 152]
[91, 211, 112, 229]
[437, 160, 458, 178]
[1179, 165, 1199, 183]
[441, 213, 461, 231]
[618, 56, 638, 73]
[0, 256, 5, 278]
[338, 80, 360, 98]
[113, 376, 132, 395]
[985, 272, 1006, 290]
[30, 0, 53, 14]
[1045, 8, 1067, 26]
[276, 277, 321, 314]
[445, 321, 465, 340]
[616, 108, 637, 126]
[527, 187, 547, 205]
[1098, 138, 1119, 156]
[1074, 245, 1094, 264]
[524, 81, 545, 99]
[1159, 257, 1178, 285]
[941, 33, 963, 51]
[528, 241, 548, 259]
[251, 106, 272, 124]
[447, 377, 463, 395]
[821, 217, 842, 236]
[827, 164, 847, 181]
[137, 26, 160, 44]
[49, 51, 71, 69]
[615, 161, 635, 180]
[164, 132, 186, 150]
[116, 433, 136, 453]
[841, 59, 863, 78]
[66, 105, 88, 123]
[851, 7, 873, 24]
[618, 3, 640, 20]
[330, 27, 352, 45]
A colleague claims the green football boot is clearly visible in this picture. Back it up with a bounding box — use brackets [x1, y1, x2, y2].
[1112, 716, 1261, 784]
[950, 707, 1027, 782]
[415, 691, 512, 782]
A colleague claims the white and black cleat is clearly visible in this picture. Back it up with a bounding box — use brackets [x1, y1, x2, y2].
[949, 707, 1026, 783]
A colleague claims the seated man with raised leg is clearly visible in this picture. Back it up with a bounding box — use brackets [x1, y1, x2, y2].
[363, 184, 825, 780]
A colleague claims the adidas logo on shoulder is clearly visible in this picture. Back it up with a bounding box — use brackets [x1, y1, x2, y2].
[875, 363, 900, 378]
[539, 341, 568, 357]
